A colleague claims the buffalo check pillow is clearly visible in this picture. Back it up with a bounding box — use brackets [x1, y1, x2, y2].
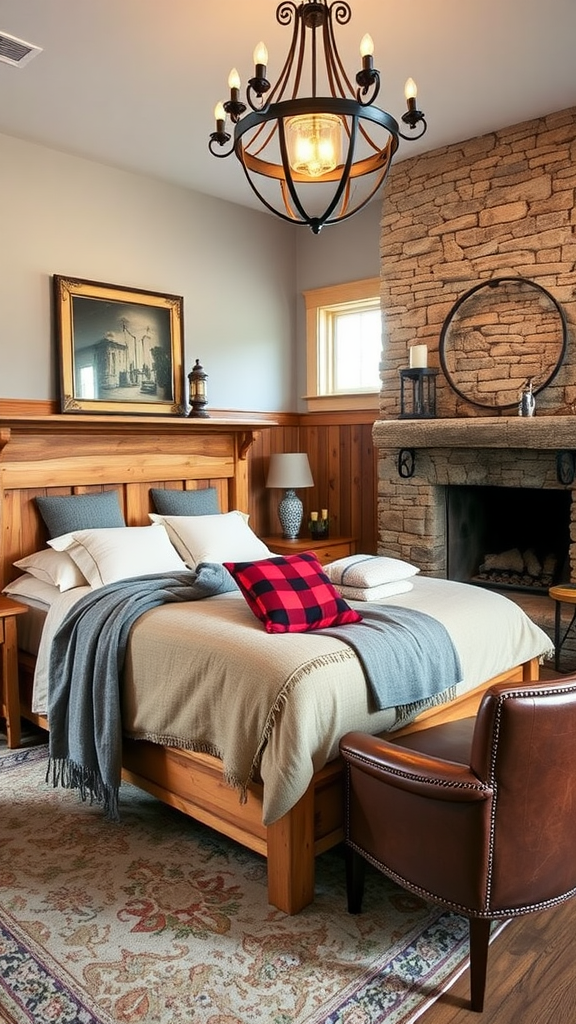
[223, 551, 362, 634]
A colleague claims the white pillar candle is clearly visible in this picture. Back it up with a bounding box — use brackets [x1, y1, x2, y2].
[409, 344, 428, 369]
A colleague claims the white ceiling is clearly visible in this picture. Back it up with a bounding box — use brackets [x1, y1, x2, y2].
[1, 0, 575, 213]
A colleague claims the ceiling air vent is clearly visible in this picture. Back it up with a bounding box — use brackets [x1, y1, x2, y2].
[0, 31, 42, 68]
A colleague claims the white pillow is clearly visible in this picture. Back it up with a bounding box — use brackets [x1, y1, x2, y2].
[336, 579, 414, 602]
[3, 573, 63, 608]
[323, 554, 420, 589]
[49, 525, 187, 588]
[14, 547, 88, 592]
[149, 511, 271, 567]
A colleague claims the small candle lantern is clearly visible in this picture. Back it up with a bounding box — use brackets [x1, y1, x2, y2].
[399, 367, 438, 419]
[187, 359, 210, 418]
[309, 508, 330, 539]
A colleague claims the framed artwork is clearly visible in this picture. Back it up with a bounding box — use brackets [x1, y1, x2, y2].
[53, 275, 185, 415]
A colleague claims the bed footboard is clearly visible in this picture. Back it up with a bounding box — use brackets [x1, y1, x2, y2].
[119, 656, 540, 915]
[13, 655, 540, 915]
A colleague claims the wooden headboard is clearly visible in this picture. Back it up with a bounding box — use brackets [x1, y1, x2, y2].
[0, 415, 272, 587]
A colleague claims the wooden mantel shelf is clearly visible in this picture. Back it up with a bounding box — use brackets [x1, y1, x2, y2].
[0, 415, 277, 491]
[373, 415, 576, 451]
[0, 414, 276, 437]
[0, 415, 277, 466]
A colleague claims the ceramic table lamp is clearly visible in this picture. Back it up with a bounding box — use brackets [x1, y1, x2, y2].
[266, 452, 314, 539]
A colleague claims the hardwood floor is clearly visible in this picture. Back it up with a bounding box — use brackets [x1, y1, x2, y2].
[421, 664, 576, 1022]
[423, 898, 576, 1022]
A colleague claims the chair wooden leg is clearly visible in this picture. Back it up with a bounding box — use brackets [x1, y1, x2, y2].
[345, 847, 366, 914]
[469, 917, 492, 1012]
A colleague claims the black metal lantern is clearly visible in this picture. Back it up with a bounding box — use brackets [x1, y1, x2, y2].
[187, 359, 210, 418]
[399, 368, 438, 419]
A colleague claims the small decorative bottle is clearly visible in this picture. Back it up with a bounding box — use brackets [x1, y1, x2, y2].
[518, 378, 535, 417]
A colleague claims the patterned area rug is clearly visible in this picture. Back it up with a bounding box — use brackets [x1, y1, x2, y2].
[0, 744, 474, 1024]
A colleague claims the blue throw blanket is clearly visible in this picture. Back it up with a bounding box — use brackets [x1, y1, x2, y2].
[47, 564, 238, 820]
[323, 605, 462, 711]
[47, 570, 462, 820]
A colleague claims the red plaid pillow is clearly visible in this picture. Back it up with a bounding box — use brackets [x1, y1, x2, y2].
[223, 551, 362, 634]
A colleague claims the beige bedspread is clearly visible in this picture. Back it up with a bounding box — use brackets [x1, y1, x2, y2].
[33, 576, 553, 824]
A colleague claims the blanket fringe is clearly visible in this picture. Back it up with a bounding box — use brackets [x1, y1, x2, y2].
[46, 758, 120, 822]
[126, 733, 250, 805]
[393, 684, 457, 730]
[247, 649, 358, 782]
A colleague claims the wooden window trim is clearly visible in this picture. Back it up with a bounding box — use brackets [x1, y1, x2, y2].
[303, 277, 380, 412]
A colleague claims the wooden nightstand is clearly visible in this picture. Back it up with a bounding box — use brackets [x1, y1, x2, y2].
[0, 596, 28, 749]
[262, 535, 357, 566]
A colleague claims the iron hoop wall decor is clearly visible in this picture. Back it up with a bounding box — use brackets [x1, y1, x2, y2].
[439, 276, 567, 411]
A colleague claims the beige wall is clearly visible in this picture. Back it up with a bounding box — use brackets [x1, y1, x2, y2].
[294, 201, 382, 411]
[0, 131, 386, 415]
[0, 131, 297, 412]
[377, 106, 576, 419]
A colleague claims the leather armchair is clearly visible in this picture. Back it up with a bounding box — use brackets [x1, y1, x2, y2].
[339, 677, 576, 1012]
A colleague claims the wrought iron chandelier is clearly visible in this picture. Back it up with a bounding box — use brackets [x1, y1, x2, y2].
[209, 0, 427, 234]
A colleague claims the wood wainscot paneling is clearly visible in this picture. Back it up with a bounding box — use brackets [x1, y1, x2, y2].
[247, 410, 378, 555]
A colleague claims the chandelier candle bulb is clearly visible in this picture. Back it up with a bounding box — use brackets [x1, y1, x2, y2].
[253, 41, 268, 76]
[403, 78, 423, 127]
[214, 102, 226, 132]
[360, 33, 374, 69]
[409, 344, 428, 369]
[228, 68, 241, 100]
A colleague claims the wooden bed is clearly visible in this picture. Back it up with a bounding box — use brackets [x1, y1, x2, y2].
[0, 415, 540, 915]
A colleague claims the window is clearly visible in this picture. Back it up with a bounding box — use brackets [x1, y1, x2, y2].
[303, 278, 381, 412]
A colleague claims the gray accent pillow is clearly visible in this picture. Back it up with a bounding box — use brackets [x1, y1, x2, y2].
[150, 487, 220, 516]
[35, 490, 126, 539]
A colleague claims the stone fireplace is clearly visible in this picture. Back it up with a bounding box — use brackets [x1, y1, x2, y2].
[446, 483, 569, 591]
[372, 416, 576, 667]
[372, 105, 576, 606]
[372, 417, 576, 584]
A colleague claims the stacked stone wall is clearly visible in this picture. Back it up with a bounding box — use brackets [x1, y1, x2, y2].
[378, 106, 576, 420]
[375, 109, 576, 662]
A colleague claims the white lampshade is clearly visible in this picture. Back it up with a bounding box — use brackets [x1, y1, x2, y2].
[266, 453, 314, 490]
[266, 453, 314, 539]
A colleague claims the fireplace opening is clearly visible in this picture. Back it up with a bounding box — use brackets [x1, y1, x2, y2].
[446, 485, 570, 593]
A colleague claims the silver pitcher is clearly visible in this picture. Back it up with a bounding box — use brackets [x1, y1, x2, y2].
[519, 378, 536, 417]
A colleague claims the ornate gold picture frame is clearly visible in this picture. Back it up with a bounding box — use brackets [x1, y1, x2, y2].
[54, 275, 185, 415]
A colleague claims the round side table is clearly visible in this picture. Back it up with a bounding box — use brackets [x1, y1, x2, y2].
[548, 585, 576, 671]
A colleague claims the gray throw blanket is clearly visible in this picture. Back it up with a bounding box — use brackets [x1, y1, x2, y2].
[323, 605, 462, 711]
[47, 571, 462, 820]
[47, 564, 238, 821]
